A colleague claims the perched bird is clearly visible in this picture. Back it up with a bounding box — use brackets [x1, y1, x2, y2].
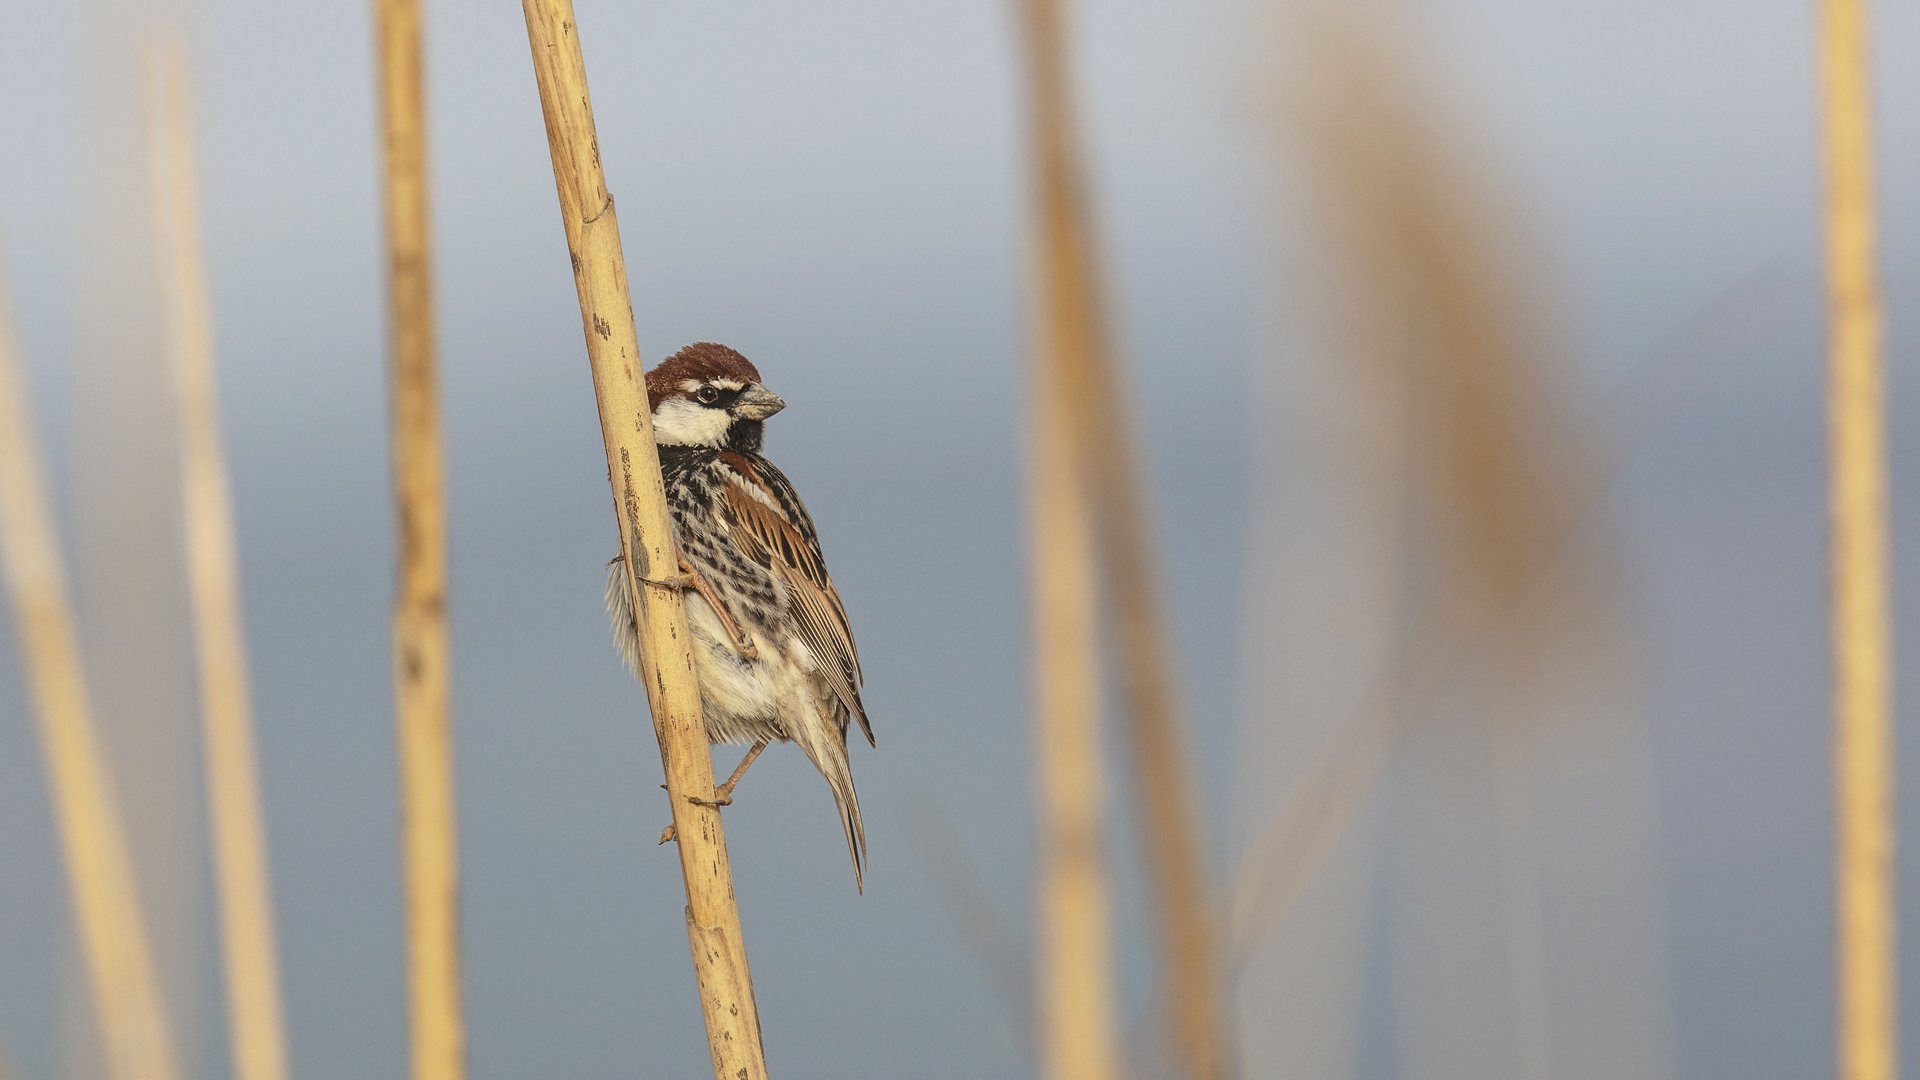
[606, 342, 873, 889]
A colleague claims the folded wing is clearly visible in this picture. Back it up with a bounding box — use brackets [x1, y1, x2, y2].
[715, 453, 872, 747]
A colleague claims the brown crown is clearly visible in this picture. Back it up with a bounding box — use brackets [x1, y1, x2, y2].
[645, 342, 764, 412]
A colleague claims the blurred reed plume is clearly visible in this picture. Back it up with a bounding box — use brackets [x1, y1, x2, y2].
[1015, 0, 1227, 1076]
[1816, 0, 1895, 1076]
[1234, 5, 1671, 1079]
[519, 2, 769, 1076]
[372, 0, 467, 1072]
[144, 38, 291, 1080]
[0, 246, 182, 1080]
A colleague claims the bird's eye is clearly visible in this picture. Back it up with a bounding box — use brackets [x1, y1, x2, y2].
[696, 386, 720, 405]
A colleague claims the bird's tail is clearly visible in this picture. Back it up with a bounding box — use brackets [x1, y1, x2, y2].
[798, 724, 867, 892]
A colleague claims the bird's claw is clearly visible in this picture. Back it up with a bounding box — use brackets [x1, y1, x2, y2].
[641, 555, 760, 659]
[639, 553, 699, 591]
[687, 793, 734, 808]
[658, 823, 677, 845]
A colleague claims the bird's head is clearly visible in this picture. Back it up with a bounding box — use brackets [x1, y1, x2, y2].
[645, 342, 786, 452]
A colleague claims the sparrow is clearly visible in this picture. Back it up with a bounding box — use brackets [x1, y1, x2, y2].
[606, 342, 873, 890]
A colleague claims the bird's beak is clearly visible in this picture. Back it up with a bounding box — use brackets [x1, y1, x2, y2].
[731, 383, 786, 421]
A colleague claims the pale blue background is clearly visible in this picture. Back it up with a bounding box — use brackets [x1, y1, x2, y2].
[0, 0, 1917, 1077]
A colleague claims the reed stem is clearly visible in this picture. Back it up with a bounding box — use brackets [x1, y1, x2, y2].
[518, 5, 768, 1077]
[0, 245, 181, 1080]
[372, 0, 466, 1076]
[1016, 0, 1222, 1075]
[1819, 1, 1895, 1078]
[144, 40, 293, 1080]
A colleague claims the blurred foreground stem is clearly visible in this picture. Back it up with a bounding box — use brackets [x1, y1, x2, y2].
[1818, 0, 1895, 1078]
[1016, 0, 1224, 1077]
[0, 247, 181, 1080]
[145, 39, 293, 1080]
[372, 0, 466, 1075]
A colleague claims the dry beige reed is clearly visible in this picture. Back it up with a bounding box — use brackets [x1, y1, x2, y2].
[1818, 0, 1895, 1076]
[0, 244, 182, 1080]
[144, 38, 292, 1080]
[1014, 0, 1227, 1075]
[518, 3, 768, 1076]
[370, 0, 467, 1074]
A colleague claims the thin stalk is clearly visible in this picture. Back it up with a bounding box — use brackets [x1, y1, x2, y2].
[1015, 0, 1223, 1077]
[371, 0, 465, 1076]
[0, 247, 181, 1080]
[143, 40, 292, 1080]
[517, 6, 768, 1077]
[1819, 1, 1895, 1078]
[1029, 298, 1117, 1080]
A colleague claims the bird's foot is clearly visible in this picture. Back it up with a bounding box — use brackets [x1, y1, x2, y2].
[641, 555, 760, 659]
[658, 823, 677, 845]
[697, 741, 767, 809]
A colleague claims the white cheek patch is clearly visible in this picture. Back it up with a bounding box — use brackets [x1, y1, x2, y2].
[651, 397, 733, 447]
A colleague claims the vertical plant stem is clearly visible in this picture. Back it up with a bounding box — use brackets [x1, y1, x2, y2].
[1819, 1, 1895, 1079]
[0, 248, 181, 1080]
[372, 0, 465, 1077]
[518, 5, 768, 1078]
[1016, 2, 1119, 1078]
[144, 40, 292, 1080]
[1015, 0, 1222, 1076]
[1029, 303, 1116, 1080]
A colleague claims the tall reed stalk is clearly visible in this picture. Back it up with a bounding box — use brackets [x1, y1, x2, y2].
[1819, 1, 1894, 1078]
[1015, 0, 1222, 1076]
[0, 247, 181, 1080]
[1027, 196, 1117, 1080]
[143, 40, 292, 1080]
[518, 6, 768, 1077]
[372, 0, 466, 1076]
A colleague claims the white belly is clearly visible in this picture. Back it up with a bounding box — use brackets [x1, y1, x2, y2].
[684, 592, 808, 747]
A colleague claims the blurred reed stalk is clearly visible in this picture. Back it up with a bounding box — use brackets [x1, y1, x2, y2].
[1018, 0, 1224, 1074]
[143, 40, 292, 1080]
[0, 246, 181, 1080]
[518, 4, 768, 1077]
[372, 0, 466, 1075]
[1017, 1, 1116, 1077]
[1818, 1, 1895, 1078]
[1027, 295, 1116, 1080]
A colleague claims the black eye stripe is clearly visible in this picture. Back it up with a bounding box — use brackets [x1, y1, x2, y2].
[696, 385, 745, 408]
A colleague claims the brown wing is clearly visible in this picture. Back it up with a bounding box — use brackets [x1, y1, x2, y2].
[716, 455, 872, 746]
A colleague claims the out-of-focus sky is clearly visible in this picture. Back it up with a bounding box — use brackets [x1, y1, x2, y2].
[0, 0, 1914, 1078]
